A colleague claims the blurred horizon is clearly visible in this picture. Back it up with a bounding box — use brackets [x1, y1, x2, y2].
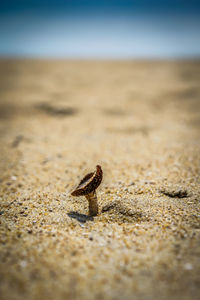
[0, 0, 200, 59]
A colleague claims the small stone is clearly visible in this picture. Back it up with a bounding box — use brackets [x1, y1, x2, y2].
[184, 263, 193, 270]
[20, 261, 27, 268]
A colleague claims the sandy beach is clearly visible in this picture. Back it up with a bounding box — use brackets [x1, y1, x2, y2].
[0, 59, 200, 300]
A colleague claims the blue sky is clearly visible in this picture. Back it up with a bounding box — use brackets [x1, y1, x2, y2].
[0, 0, 200, 58]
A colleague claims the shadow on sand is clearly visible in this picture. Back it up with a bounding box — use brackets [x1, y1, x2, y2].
[67, 211, 94, 223]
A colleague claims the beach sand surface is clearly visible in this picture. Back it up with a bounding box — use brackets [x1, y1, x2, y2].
[0, 60, 200, 300]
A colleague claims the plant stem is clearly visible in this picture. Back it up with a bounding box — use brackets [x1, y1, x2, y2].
[86, 191, 98, 216]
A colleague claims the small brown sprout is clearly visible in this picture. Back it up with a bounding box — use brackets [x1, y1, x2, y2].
[71, 165, 103, 216]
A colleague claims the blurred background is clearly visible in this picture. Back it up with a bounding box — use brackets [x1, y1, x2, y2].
[0, 0, 200, 59]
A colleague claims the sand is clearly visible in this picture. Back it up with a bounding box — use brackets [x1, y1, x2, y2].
[0, 59, 200, 300]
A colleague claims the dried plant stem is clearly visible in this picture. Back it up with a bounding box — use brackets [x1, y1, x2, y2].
[86, 191, 98, 216]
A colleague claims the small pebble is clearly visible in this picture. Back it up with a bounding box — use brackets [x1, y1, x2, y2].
[184, 263, 193, 270]
[20, 261, 27, 268]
